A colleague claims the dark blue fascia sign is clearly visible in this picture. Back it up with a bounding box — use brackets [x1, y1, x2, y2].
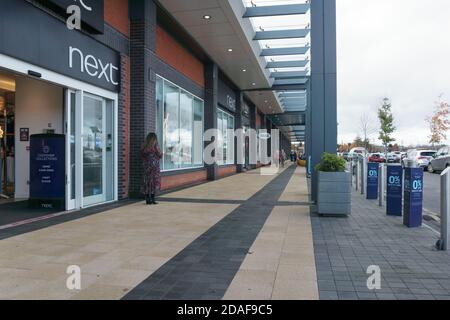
[403, 167, 424, 228]
[0, 1, 120, 92]
[29, 134, 65, 210]
[386, 165, 403, 216]
[366, 162, 379, 200]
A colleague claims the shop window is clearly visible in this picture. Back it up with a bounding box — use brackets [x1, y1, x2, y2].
[156, 76, 204, 171]
[217, 109, 235, 166]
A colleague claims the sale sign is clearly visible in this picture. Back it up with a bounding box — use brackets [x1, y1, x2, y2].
[403, 167, 424, 228]
[366, 162, 379, 200]
[386, 165, 403, 216]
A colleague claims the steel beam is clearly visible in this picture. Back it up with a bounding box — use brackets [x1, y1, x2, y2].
[261, 46, 309, 56]
[254, 29, 310, 40]
[310, 0, 337, 202]
[274, 78, 308, 85]
[243, 4, 310, 18]
[278, 91, 307, 98]
[271, 70, 309, 79]
[266, 60, 309, 69]
[243, 84, 308, 92]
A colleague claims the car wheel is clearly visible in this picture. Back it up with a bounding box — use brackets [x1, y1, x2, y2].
[427, 164, 434, 173]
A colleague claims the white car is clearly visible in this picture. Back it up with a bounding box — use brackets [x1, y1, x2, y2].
[402, 149, 436, 169]
[348, 147, 367, 160]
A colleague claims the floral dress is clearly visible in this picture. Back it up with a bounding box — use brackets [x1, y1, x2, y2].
[141, 144, 163, 195]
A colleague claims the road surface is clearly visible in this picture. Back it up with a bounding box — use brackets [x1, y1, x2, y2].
[423, 172, 441, 216]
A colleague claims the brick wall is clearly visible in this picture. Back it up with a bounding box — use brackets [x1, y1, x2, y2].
[118, 54, 130, 199]
[161, 170, 208, 191]
[104, 0, 130, 37]
[156, 25, 205, 88]
[218, 166, 237, 178]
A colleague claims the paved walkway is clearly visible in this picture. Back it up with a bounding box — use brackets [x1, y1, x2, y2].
[3, 163, 448, 300]
[312, 191, 450, 300]
[0, 164, 316, 300]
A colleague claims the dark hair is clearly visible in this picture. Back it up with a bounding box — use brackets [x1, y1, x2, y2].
[143, 133, 158, 150]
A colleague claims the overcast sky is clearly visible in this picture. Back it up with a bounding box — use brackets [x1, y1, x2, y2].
[336, 0, 450, 147]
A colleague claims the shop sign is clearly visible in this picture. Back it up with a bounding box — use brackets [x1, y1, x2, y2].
[0, 1, 120, 92]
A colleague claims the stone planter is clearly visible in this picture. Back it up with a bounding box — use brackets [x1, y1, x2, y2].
[317, 171, 352, 216]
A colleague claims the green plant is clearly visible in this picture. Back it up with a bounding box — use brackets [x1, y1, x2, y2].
[315, 153, 346, 172]
[378, 98, 396, 156]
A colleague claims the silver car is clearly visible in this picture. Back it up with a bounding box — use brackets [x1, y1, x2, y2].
[402, 149, 436, 170]
[428, 146, 450, 173]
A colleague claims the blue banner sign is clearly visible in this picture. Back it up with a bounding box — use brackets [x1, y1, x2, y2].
[29, 134, 65, 209]
[403, 167, 423, 228]
[366, 162, 379, 199]
[386, 165, 403, 216]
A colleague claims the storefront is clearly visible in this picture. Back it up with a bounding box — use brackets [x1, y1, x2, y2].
[217, 77, 237, 175]
[155, 75, 204, 172]
[241, 102, 251, 170]
[0, 1, 121, 210]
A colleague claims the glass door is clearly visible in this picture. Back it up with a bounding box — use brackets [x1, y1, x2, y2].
[82, 93, 106, 207]
[65, 90, 77, 210]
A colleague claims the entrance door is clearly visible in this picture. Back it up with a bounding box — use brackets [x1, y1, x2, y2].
[65, 90, 77, 210]
[82, 93, 106, 207]
[65, 90, 115, 210]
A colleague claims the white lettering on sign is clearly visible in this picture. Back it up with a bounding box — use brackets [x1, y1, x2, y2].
[227, 95, 236, 110]
[75, 0, 92, 11]
[69, 46, 119, 86]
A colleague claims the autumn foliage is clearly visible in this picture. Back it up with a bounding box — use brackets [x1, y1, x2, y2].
[426, 95, 450, 146]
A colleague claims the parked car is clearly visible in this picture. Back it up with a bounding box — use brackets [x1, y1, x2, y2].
[393, 151, 403, 162]
[342, 152, 350, 161]
[402, 149, 436, 170]
[348, 147, 367, 160]
[386, 153, 398, 163]
[428, 146, 450, 173]
[368, 153, 386, 163]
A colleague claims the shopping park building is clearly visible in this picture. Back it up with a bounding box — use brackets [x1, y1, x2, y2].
[0, 0, 336, 211]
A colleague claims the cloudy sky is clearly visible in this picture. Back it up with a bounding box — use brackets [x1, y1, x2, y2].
[336, 0, 450, 147]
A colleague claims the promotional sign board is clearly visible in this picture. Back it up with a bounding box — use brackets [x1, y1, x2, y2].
[366, 162, 379, 199]
[29, 134, 65, 209]
[386, 165, 403, 216]
[403, 167, 423, 228]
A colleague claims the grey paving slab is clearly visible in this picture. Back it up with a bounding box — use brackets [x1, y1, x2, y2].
[311, 190, 450, 300]
[123, 166, 297, 300]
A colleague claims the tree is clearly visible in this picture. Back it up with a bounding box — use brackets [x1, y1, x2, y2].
[426, 95, 450, 146]
[353, 136, 364, 148]
[360, 113, 377, 152]
[378, 98, 396, 157]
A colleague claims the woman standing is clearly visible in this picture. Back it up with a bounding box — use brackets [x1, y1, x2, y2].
[141, 133, 163, 205]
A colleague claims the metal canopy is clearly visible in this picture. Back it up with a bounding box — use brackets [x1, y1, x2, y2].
[260, 46, 309, 56]
[266, 59, 309, 69]
[278, 91, 307, 98]
[270, 70, 309, 79]
[243, 4, 310, 18]
[274, 78, 308, 85]
[254, 29, 310, 40]
[244, 0, 311, 144]
[267, 112, 306, 126]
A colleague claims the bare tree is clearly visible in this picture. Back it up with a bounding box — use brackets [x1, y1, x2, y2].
[360, 113, 377, 152]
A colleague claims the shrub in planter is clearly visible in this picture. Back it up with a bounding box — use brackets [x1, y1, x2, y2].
[316, 153, 351, 216]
